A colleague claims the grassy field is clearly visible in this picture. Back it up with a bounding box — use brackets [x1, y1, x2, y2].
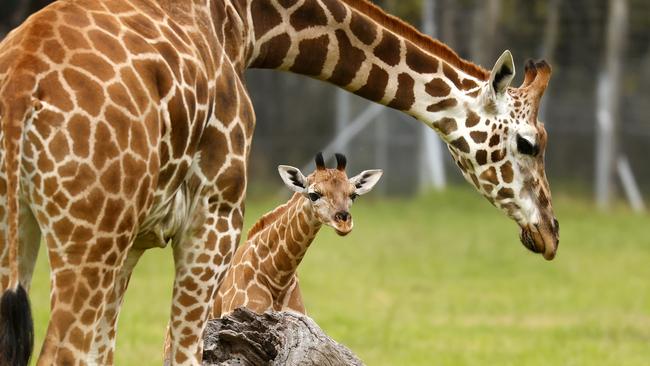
[27, 187, 650, 365]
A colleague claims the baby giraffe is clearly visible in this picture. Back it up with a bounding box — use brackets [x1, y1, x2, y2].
[212, 153, 382, 317]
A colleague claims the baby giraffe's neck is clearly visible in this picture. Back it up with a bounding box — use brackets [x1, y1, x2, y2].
[252, 193, 322, 290]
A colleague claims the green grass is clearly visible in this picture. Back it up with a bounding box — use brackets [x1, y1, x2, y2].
[28, 187, 650, 365]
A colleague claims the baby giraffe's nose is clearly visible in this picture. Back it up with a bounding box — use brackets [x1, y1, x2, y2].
[334, 211, 350, 222]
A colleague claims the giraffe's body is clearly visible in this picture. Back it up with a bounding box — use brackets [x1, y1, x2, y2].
[0, 1, 254, 364]
[213, 154, 382, 317]
[0, 0, 559, 365]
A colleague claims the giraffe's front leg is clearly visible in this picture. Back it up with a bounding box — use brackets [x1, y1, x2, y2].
[167, 198, 243, 365]
[36, 231, 136, 366]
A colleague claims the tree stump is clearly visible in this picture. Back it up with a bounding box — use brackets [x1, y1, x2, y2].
[202, 308, 364, 366]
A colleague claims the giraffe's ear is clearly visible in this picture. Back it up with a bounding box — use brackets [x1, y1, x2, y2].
[278, 165, 308, 193]
[349, 169, 383, 195]
[488, 50, 516, 96]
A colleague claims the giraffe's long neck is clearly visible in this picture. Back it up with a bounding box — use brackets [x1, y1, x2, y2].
[243, 0, 489, 133]
[252, 193, 321, 289]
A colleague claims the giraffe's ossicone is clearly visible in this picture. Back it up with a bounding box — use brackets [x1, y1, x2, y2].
[213, 153, 382, 317]
[0, 0, 558, 365]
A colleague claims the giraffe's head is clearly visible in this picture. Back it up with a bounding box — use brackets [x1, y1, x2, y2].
[278, 153, 383, 236]
[430, 51, 559, 260]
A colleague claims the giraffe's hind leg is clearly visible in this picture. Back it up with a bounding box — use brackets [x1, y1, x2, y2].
[0, 200, 41, 292]
[90, 246, 145, 365]
[35, 210, 139, 366]
[31, 167, 152, 365]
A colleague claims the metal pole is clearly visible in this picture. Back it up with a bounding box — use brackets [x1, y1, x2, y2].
[375, 111, 389, 195]
[596, 0, 627, 209]
[617, 156, 646, 212]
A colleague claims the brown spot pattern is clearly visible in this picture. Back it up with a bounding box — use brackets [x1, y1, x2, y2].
[491, 149, 506, 162]
[427, 98, 457, 112]
[470, 131, 488, 144]
[329, 30, 366, 86]
[442, 63, 462, 88]
[497, 187, 515, 199]
[323, 0, 346, 22]
[373, 30, 400, 66]
[63, 68, 104, 116]
[425, 78, 450, 97]
[290, 0, 328, 31]
[450, 137, 470, 153]
[406, 44, 438, 73]
[475, 150, 488, 165]
[251, 0, 282, 39]
[350, 11, 376, 45]
[489, 134, 500, 147]
[290, 35, 329, 76]
[355, 64, 388, 102]
[251, 33, 291, 69]
[88, 30, 126, 63]
[500, 161, 514, 183]
[465, 111, 480, 127]
[479, 167, 499, 185]
[387, 73, 415, 110]
[432, 117, 457, 135]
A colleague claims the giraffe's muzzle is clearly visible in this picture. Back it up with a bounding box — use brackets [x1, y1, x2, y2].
[333, 211, 353, 236]
[519, 218, 559, 260]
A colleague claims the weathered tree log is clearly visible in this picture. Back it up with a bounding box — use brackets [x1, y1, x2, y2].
[202, 308, 364, 366]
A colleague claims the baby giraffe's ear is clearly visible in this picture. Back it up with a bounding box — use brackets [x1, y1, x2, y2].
[278, 165, 308, 193]
[349, 169, 383, 195]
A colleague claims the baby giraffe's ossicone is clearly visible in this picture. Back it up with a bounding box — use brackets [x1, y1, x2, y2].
[212, 153, 382, 317]
[282, 153, 380, 237]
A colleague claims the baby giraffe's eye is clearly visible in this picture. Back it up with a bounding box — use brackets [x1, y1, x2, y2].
[349, 193, 359, 201]
[308, 192, 322, 202]
[516, 134, 539, 156]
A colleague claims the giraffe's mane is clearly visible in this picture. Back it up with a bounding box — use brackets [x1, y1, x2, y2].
[341, 0, 490, 81]
[246, 193, 302, 240]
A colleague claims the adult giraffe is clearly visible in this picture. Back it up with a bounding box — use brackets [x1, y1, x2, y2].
[0, 0, 559, 365]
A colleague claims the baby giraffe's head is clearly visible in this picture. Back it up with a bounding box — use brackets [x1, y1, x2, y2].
[278, 153, 383, 236]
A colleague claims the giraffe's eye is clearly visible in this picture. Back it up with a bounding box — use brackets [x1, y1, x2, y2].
[308, 192, 321, 202]
[349, 193, 359, 201]
[516, 134, 538, 156]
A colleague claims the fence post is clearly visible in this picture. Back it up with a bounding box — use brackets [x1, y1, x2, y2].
[419, 0, 446, 191]
[596, 0, 627, 209]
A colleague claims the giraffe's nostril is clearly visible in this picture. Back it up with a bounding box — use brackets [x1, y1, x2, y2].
[552, 218, 559, 236]
[335, 211, 350, 222]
